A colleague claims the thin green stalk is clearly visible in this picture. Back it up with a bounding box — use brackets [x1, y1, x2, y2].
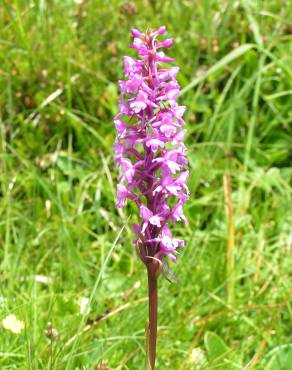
[223, 174, 235, 305]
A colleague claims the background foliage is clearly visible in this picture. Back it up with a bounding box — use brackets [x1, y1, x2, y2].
[0, 0, 291, 369]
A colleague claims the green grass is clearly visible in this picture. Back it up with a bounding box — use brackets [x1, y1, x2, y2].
[0, 0, 291, 369]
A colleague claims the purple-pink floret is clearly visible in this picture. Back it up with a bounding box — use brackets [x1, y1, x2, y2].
[114, 26, 189, 264]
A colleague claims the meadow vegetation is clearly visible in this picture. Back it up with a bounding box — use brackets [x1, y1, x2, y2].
[0, 0, 291, 368]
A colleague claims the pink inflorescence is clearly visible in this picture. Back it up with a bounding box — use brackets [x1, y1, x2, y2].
[114, 26, 189, 265]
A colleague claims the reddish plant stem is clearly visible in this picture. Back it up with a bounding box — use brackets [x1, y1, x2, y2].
[147, 262, 158, 369]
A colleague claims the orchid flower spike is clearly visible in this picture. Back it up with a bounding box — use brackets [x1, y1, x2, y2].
[114, 26, 189, 370]
[114, 26, 189, 268]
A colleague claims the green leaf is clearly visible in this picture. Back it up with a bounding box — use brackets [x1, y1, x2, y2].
[204, 332, 240, 369]
[265, 345, 292, 370]
[205, 331, 230, 361]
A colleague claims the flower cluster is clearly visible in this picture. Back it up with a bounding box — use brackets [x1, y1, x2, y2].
[114, 26, 189, 264]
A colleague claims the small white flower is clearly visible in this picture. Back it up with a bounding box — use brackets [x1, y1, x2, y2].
[2, 314, 25, 334]
[190, 347, 207, 366]
[8, 177, 16, 192]
[79, 297, 90, 315]
[45, 200, 51, 218]
[133, 281, 141, 289]
[35, 275, 52, 285]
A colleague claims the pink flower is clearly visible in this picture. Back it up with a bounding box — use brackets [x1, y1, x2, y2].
[140, 205, 162, 233]
[114, 27, 189, 265]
